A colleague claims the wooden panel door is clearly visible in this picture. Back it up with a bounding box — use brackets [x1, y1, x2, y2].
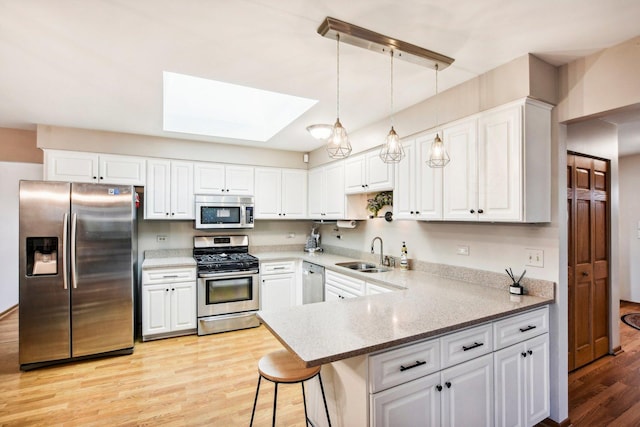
[567, 153, 609, 371]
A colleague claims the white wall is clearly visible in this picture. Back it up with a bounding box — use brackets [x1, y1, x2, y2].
[0, 162, 43, 313]
[619, 153, 640, 302]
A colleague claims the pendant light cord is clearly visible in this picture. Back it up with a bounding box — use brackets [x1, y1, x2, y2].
[390, 50, 394, 127]
[435, 63, 439, 129]
[336, 34, 340, 120]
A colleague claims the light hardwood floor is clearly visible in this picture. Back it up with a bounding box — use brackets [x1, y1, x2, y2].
[0, 308, 308, 426]
[4, 303, 640, 426]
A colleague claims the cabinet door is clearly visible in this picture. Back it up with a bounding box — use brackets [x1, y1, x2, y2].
[261, 273, 295, 311]
[366, 150, 394, 192]
[281, 169, 307, 218]
[225, 165, 254, 195]
[193, 163, 226, 194]
[494, 342, 526, 427]
[371, 372, 441, 427]
[170, 161, 194, 219]
[142, 284, 171, 336]
[323, 162, 345, 218]
[344, 154, 366, 194]
[99, 154, 146, 185]
[416, 132, 443, 220]
[308, 167, 324, 217]
[442, 120, 478, 221]
[441, 353, 493, 427]
[45, 150, 98, 183]
[254, 168, 282, 219]
[324, 284, 342, 302]
[393, 140, 416, 220]
[525, 334, 550, 426]
[478, 106, 522, 222]
[145, 159, 171, 219]
[171, 281, 196, 331]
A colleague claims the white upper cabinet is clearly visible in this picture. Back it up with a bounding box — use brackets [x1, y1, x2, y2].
[45, 149, 145, 186]
[254, 167, 307, 219]
[145, 159, 194, 220]
[442, 118, 479, 221]
[393, 132, 443, 220]
[441, 98, 551, 223]
[344, 149, 394, 194]
[193, 162, 254, 195]
[308, 161, 346, 219]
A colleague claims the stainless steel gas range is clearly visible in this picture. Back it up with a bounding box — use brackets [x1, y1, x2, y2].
[193, 235, 260, 335]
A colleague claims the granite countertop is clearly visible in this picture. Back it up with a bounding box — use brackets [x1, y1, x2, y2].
[141, 257, 196, 270]
[255, 251, 554, 368]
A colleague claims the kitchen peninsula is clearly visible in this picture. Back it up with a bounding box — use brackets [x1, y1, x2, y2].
[257, 252, 554, 427]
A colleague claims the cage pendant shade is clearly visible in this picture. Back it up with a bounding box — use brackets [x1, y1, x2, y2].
[427, 133, 450, 167]
[326, 118, 352, 159]
[379, 127, 404, 163]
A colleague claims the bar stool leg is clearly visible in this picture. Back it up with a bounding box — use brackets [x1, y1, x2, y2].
[249, 375, 262, 427]
[301, 382, 309, 426]
[318, 373, 332, 427]
[272, 382, 279, 427]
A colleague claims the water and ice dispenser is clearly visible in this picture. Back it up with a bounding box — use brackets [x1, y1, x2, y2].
[25, 237, 58, 276]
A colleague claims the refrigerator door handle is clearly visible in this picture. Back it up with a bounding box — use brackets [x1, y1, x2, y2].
[71, 212, 78, 289]
[63, 213, 68, 290]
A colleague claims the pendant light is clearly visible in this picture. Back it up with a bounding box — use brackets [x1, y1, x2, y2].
[427, 64, 450, 168]
[326, 34, 352, 159]
[379, 50, 404, 164]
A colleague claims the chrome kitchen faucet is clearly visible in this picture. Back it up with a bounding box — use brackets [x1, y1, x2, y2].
[371, 236, 384, 266]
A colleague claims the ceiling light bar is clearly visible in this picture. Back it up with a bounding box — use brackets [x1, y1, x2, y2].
[317, 17, 454, 70]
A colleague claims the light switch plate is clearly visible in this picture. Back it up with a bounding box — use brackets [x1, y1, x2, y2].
[456, 245, 469, 256]
[525, 248, 544, 267]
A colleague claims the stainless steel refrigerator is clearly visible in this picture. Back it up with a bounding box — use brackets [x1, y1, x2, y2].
[19, 180, 136, 370]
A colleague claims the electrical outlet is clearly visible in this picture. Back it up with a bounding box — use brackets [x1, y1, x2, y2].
[525, 248, 544, 267]
[287, 232, 296, 239]
[456, 245, 469, 256]
[156, 235, 168, 243]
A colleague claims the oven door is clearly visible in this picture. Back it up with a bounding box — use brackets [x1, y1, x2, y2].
[197, 271, 259, 317]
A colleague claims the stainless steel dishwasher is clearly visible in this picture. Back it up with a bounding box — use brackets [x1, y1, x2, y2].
[302, 261, 325, 304]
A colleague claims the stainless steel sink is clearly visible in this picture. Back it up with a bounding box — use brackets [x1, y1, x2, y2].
[335, 262, 390, 273]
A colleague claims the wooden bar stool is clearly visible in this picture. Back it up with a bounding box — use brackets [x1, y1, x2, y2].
[249, 349, 331, 427]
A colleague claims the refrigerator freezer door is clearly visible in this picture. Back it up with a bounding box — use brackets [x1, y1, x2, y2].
[19, 181, 72, 365]
[71, 183, 135, 357]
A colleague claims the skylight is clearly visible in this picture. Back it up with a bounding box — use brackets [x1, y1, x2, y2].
[163, 71, 317, 142]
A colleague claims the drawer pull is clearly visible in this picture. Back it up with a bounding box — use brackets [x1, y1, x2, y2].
[519, 325, 537, 333]
[162, 275, 179, 278]
[399, 360, 426, 372]
[462, 342, 484, 351]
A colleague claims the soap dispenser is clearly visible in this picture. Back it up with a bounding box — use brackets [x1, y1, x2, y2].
[400, 241, 409, 271]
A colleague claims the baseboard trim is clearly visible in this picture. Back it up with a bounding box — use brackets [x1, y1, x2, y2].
[612, 345, 623, 356]
[540, 417, 572, 427]
[0, 304, 18, 320]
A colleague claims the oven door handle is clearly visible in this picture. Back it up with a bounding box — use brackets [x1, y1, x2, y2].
[198, 270, 259, 279]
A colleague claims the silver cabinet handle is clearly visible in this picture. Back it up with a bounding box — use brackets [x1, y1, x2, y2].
[71, 212, 78, 289]
[62, 213, 68, 290]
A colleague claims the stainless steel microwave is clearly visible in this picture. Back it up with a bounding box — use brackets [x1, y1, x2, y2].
[195, 195, 254, 229]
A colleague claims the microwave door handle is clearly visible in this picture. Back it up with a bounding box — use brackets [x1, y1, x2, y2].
[62, 213, 68, 290]
[71, 212, 78, 289]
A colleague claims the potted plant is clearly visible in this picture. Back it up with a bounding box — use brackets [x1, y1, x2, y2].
[367, 191, 393, 218]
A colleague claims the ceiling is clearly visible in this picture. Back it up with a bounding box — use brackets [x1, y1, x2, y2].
[1, 0, 640, 153]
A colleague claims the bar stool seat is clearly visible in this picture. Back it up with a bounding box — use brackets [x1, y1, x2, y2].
[250, 349, 331, 426]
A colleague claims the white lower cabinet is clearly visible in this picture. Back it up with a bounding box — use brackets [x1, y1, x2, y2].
[325, 270, 365, 300]
[494, 333, 550, 427]
[142, 267, 196, 341]
[260, 261, 297, 311]
[308, 307, 549, 427]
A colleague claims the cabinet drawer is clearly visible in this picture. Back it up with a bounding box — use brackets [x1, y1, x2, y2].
[369, 338, 440, 393]
[440, 323, 492, 368]
[261, 261, 296, 274]
[493, 306, 549, 350]
[326, 270, 365, 295]
[143, 268, 196, 285]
